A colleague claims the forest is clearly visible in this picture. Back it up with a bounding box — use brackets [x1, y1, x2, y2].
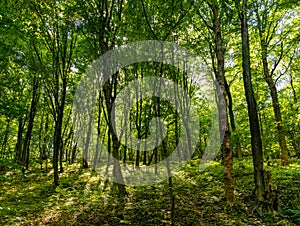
[0, 0, 299, 225]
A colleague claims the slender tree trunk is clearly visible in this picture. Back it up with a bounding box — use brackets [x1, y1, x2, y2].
[135, 81, 141, 168]
[238, 0, 265, 201]
[93, 94, 102, 168]
[123, 128, 128, 165]
[174, 79, 181, 159]
[44, 114, 49, 172]
[53, 99, 66, 186]
[66, 130, 73, 163]
[225, 78, 242, 158]
[64, 127, 73, 163]
[103, 73, 126, 198]
[23, 75, 39, 170]
[254, 3, 289, 166]
[105, 128, 112, 174]
[59, 138, 64, 173]
[211, 4, 234, 206]
[39, 113, 44, 170]
[142, 96, 148, 165]
[289, 76, 300, 156]
[1, 119, 10, 159]
[15, 117, 25, 164]
[53, 76, 67, 186]
[71, 142, 77, 164]
[181, 66, 193, 158]
[266, 77, 289, 165]
[83, 109, 93, 168]
[53, 120, 61, 186]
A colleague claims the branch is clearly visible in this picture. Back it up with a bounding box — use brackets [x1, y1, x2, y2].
[270, 41, 283, 77]
[197, 10, 214, 31]
[208, 42, 218, 77]
[163, 1, 194, 41]
[275, 52, 294, 84]
[140, 0, 158, 40]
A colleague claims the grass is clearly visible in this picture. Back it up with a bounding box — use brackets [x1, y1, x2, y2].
[0, 157, 299, 225]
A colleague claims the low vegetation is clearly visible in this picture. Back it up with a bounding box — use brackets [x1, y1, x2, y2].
[1, 157, 299, 225]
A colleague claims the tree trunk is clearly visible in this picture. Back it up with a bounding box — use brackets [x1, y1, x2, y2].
[53, 76, 67, 186]
[23, 75, 39, 170]
[289, 75, 300, 156]
[135, 85, 141, 168]
[225, 78, 242, 158]
[44, 114, 49, 172]
[93, 95, 102, 168]
[71, 142, 77, 164]
[1, 119, 10, 159]
[211, 4, 234, 206]
[59, 138, 64, 173]
[83, 109, 93, 168]
[261, 56, 289, 165]
[15, 117, 25, 164]
[266, 76, 289, 165]
[53, 120, 61, 186]
[103, 74, 126, 198]
[254, 0, 289, 166]
[238, 0, 265, 201]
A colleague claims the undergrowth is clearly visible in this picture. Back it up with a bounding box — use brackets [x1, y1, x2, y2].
[0, 157, 299, 225]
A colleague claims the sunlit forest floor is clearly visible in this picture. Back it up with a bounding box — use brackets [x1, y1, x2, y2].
[1, 157, 299, 225]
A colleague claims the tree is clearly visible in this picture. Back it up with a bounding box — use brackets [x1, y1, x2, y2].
[235, 0, 265, 202]
[196, 0, 234, 205]
[27, 0, 78, 185]
[77, 0, 127, 198]
[254, 1, 283, 165]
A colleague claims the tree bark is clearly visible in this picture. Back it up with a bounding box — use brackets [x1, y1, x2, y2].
[238, 0, 265, 201]
[225, 78, 242, 158]
[289, 75, 300, 156]
[260, 48, 289, 165]
[23, 75, 39, 170]
[15, 117, 25, 164]
[103, 74, 126, 198]
[53, 73, 68, 186]
[211, 3, 234, 206]
[254, 1, 289, 166]
[53, 119, 61, 186]
[1, 119, 10, 159]
[265, 74, 289, 165]
[83, 108, 93, 168]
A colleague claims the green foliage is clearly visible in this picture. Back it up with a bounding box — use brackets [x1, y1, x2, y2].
[0, 158, 299, 225]
[0, 0, 300, 225]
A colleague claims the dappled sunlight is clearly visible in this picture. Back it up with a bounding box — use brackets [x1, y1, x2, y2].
[0, 1, 299, 224]
[0, 158, 299, 225]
